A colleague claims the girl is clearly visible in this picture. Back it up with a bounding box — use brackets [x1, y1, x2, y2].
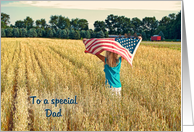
[84, 36, 142, 96]
[85, 50, 124, 96]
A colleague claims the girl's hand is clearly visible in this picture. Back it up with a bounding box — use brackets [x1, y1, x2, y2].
[138, 36, 142, 40]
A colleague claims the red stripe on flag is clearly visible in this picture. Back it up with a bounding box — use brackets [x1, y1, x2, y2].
[85, 38, 96, 47]
[86, 41, 132, 59]
[85, 39, 98, 49]
[85, 38, 115, 49]
[90, 44, 132, 60]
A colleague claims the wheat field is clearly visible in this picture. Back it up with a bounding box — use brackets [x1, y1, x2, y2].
[1, 38, 181, 131]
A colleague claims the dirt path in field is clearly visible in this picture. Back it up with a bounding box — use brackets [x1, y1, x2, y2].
[8, 42, 35, 131]
[8, 42, 21, 131]
[24, 44, 35, 131]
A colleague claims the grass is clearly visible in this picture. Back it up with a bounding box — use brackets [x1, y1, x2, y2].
[141, 41, 181, 51]
[1, 38, 181, 131]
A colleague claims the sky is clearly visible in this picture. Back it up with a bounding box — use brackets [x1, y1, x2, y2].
[1, 1, 182, 29]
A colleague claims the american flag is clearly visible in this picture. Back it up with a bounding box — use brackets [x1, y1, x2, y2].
[83, 37, 142, 67]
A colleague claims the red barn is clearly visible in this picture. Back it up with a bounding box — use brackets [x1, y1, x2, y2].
[151, 35, 161, 41]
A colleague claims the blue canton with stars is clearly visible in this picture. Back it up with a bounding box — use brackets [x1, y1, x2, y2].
[115, 38, 140, 54]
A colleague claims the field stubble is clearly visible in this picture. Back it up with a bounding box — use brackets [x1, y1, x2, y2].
[1, 38, 181, 131]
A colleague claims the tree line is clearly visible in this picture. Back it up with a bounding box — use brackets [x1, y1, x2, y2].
[1, 11, 181, 40]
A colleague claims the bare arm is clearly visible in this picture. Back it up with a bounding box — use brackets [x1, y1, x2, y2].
[95, 54, 105, 64]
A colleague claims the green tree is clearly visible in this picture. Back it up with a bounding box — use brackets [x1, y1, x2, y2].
[168, 11, 181, 39]
[169, 13, 176, 20]
[122, 17, 132, 35]
[12, 28, 19, 37]
[49, 15, 70, 30]
[36, 28, 44, 37]
[61, 29, 68, 39]
[158, 31, 165, 40]
[157, 11, 181, 39]
[70, 18, 79, 30]
[52, 28, 56, 37]
[6, 28, 13, 37]
[90, 30, 96, 38]
[104, 31, 109, 38]
[15, 20, 25, 28]
[40, 19, 46, 29]
[56, 15, 70, 29]
[94, 21, 106, 32]
[56, 29, 62, 38]
[74, 30, 80, 39]
[159, 16, 171, 26]
[158, 16, 170, 39]
[78, 19, 88, 30]
[141, 32, 147, 40]
[35, 20, 42, 28]
[96, 30, 105, 38]
[80, 30, 86, 38]
[1, 21, 7, 28]
[142, 16, 158, 38]
[27, 28, 37, 37]
[131, 17, 142, 33]
[19, 28, 27, 37]
[85, 30, 91, 39]
[1, 12, 10, 26]
[69, 30, 75, 39]
[154, 26, 166, 36]
[174, 11, 181, 39]
[1, 28, 6, 37]
[66, 29, 70, 39]
[47, 29, 53, 38]
[10, 24, 15, 28]
[114, 16, 125, 34]
[105, 14, 132, 35]
[24, 16, 34, 30]
[49, 15, 58, 29]
[105, 14, 116, 35]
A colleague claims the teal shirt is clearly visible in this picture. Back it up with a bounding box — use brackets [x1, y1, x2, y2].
[104, 57, 122, 88]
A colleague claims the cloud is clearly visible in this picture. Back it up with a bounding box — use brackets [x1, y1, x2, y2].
[1, 1, 181, 11]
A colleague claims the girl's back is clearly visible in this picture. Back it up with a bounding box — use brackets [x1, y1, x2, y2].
[104, 56, 122, 88]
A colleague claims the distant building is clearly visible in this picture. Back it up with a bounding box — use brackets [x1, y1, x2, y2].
[151, 35, 161, 41]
